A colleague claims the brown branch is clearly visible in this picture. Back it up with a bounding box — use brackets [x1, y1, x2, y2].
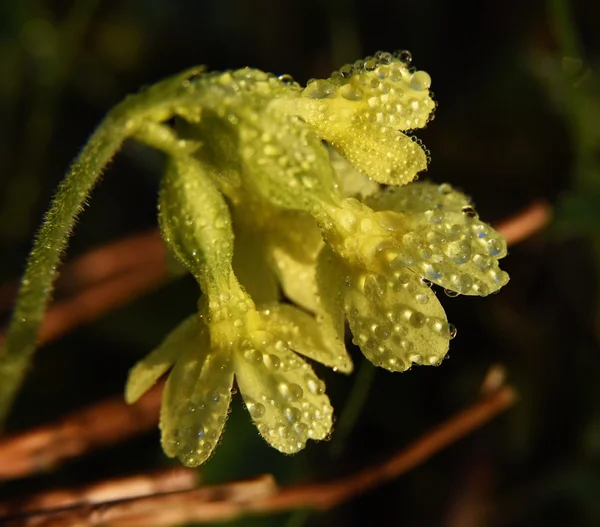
[0, 230, 164, 314]
[58, 231, 164, 293]
[0, 468, 198, 517]
[37, 264, 167, 346]
[494, 201, 552, 246]
[0, 382, 164, 480]
[1, 386, 516, 527]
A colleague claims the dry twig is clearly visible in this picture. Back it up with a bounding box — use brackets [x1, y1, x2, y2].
[0, 231, 164, 314]
[0, 386, 516, 527]
[0, 382, 163, 480]
[0, 468, 197, 516]
[494, 201, 551, 246]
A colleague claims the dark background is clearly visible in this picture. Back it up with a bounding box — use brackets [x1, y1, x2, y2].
[1, 0, 600, 525]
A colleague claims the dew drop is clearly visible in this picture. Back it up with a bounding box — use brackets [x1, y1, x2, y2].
[423, 262, 443, 280]
[285, 406, 302, 423]
[461, 206, 478, 218]
[340, 84, 364, 101]
[415, 292, 429, 304]
[244, 348, 262, 364]
[375, 51, 393, 64]
[438, 183, 452, 195]
[395, 49, 413, 64]
[409, 311, 426, 328]
[363, 58, 377, 71]
[263, 353, 281, 370]
[303, 79, 337, 99]
[247, 400, 266, 419]
[279, 382, 303, 402]
[339, 64, 354, 77]
[374, 323, 392, 340]
[306, 377, 325, 395]
[487, 238, 503, 256]
[410, 71, 431, 91]
[448, 240, 472, 265]
[278, 73, 295, 84]
[448, 323, 457, 339]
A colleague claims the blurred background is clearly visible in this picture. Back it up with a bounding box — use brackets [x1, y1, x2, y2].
[1, 0, 600, 525]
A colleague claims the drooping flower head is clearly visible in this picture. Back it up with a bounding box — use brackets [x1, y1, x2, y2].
[126, 154, 350, 466]
[126, 51, 509, 466]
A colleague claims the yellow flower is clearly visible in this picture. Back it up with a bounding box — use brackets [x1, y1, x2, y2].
[124, 151, 350, 466]
[313, 181, 508, 371]
[126, 297, 350, 466]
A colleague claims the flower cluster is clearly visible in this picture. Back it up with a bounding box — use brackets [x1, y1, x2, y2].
[125, 51, 509, 466]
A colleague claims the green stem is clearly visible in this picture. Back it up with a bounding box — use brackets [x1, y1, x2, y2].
[329, 357, 376, 458]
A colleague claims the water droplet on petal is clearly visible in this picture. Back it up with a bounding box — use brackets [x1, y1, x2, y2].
[487, 238, 503, 256]
[448, 323, 457, 339]
[461, 206, 478, 219]
[244, 348, 263, 364]
[263, 354, 281, 370]
[285, 406, 302, 423]
[279, 382, 303, 402]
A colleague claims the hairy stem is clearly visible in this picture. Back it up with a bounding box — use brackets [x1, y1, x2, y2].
[0, 115, 128, 426]
[0, 66, 206, 426]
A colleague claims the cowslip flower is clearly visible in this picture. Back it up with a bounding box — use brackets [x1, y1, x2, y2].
[125, 154, 351, 466]
[0, 50, 509, 466]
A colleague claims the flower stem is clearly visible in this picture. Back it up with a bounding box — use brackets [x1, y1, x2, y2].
[0, 116, 128, 426]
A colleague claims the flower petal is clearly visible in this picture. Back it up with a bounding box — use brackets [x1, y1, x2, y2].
[160, 326, 234, 467]
[329, 146, 380, 199]
[239, 105, 342, 212]
[233, 222, 280, 305]
[280, 54, 435, 185]
[234, 339, 333, 454]
[260, 303, 353, 373]
[315, 247, 348, 358]
[366, 181, 471, 214]
[265, 210, 323, 312]
[367, 183, 509, 296]
[345, 269, 451, 372]
[125, 315, 199, 404]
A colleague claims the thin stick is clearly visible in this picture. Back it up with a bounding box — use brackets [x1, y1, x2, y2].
[38, 264, 167, 346]
[1, 387, 515, 526]
[0, 468, 198, 516]
[0, 382, 163, 480]
[0, 231, 164, 314]
[494, 201, 551, 247]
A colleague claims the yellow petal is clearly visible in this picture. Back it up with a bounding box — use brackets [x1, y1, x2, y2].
[239, 108, 342, 211]
[233, 222, 280, 305]
[278, 53, 435, 185]
[345, 269, 451, 372]
[265, 210, 323, 312]
[234, 338, 333, 454]
[367, 183, 509, 296]
[315, 247, 348, 359]
[125, 315, 200, 404]
[160, 327, 234, 467]
[260, 303, 353, 373]
[329, 146, 380, 199]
